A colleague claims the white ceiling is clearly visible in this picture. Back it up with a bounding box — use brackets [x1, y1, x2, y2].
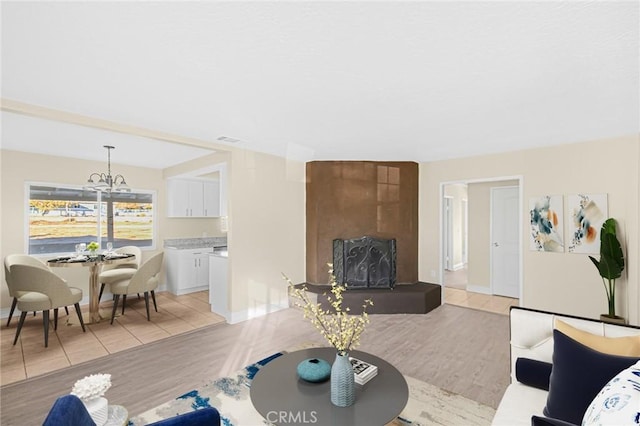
[1, 1, 638, 168]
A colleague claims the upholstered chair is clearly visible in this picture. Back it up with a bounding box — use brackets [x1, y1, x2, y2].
[97, 245, 142, 301]
[110, 252, 164, 324]
[4, 254, 68, 326]
[43, 395, 96, 426]
[10, 264, 86, 347]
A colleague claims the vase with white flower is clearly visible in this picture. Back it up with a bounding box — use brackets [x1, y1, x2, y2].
[283, 265, 373, 407]
[70, 373, 112, 426]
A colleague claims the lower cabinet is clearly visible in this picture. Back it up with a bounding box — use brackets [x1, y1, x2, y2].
[209, 254, 229, 319]
[165, 248, 214, 295]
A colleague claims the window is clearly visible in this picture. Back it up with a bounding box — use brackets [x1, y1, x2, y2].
[27, 183, 155, 255]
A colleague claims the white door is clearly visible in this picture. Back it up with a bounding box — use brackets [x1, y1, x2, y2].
[491, 186, 520, 298]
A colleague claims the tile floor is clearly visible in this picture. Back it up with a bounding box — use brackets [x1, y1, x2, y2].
[0, 291, 225, 386]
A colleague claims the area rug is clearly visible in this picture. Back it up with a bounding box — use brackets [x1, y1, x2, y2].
[129, 351, 495, 426]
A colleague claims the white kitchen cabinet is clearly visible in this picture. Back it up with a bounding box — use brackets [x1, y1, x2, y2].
[165, 247, 214, 295]
[202, 181, 220, 217]
[209, 254, 229, 320]
[167, 178, 221, 217]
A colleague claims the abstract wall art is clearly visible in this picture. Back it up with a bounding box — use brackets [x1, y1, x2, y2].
[529, 195, 564, 252]
[567, 193, 608, 254]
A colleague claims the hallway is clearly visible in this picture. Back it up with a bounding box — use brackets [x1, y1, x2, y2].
[443, 267, 518, 315]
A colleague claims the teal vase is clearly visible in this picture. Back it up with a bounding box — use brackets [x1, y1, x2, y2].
[330, 351, 355, 407]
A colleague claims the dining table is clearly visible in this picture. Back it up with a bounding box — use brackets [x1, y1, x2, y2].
[48, 253, 136, 324]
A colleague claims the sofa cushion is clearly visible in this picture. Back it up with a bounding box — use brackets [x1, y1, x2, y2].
[543, 330, 639, 425]
[582, 359, 640, 425]
[555, 319, 640, 356]
[516, 358, 552, 391]
[492, 382, 547, 426]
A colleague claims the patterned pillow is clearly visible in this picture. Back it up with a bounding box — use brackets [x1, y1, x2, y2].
[582, 360, 640, 425]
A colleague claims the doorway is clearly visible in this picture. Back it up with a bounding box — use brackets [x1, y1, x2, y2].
[441, 178, 522, 310]
[442, 185, 468, 291]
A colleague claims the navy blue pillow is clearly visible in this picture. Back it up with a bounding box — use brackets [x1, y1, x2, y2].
[516, 357, 552, 391]
[531, 415, 578, 426]
[543, 329, 639, 425]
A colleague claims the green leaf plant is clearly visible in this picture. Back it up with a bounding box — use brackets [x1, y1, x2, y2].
[588, 218, 625, 318]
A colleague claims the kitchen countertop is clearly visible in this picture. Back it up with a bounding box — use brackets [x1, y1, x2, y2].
[210, 250, 228, 258]
[164, 237, 227, 249]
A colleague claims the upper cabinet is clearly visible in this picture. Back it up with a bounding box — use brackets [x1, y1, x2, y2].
[167, 178, 224, 217]
[167, 162, 228, 218]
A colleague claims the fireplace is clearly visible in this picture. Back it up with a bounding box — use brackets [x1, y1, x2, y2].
[333, 236, 396, 289]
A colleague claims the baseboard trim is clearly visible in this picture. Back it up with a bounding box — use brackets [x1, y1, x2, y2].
[228, 302, 289, 324]
[466, 285, 492, 295]
[452, 263, 466, 271]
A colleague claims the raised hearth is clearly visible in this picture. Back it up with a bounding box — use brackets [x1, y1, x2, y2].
[295, 282, 441, 315]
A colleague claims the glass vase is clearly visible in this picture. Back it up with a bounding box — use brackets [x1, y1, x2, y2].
[330, 351, 355, 407]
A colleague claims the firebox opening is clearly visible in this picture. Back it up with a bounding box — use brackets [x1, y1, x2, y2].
[333, 236, 396, 289]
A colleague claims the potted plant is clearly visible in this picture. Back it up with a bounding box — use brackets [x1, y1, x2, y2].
[588, 218, 625, 324]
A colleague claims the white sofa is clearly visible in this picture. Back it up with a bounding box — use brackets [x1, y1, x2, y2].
[492, 306, 640, 426]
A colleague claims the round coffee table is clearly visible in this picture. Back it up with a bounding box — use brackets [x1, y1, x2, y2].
[250, 347, 408, 426]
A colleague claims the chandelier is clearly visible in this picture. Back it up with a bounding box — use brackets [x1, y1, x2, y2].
[84, 145, 130, 192]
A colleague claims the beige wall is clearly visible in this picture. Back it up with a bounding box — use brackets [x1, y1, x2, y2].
[466, 180, 519, 291]
[1, 147, 306, 324]
[162, 147, 306, 320]
[420, 136, 640, 323]
[0, 150, 171, 306]
[225, 148, 305, 321]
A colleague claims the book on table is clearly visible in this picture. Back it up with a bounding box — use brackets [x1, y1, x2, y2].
[350, 356, 378, 385]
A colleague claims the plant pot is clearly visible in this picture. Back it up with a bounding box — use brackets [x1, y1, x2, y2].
[600, 314, 626, 325]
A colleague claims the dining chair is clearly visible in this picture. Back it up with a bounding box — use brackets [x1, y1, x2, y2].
[10, 264, 86, 347]
[4, 254, 68, 327]
[110, 252, 164, 324]
[98, 245, 142, 301]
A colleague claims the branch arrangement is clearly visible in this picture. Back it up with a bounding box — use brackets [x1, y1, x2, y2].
[283, 264, 373, 355]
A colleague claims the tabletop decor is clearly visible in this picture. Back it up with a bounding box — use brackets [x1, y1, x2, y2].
[297, 358, 331, 383]
[71, 373, 112, 426]
[87, 241, 100, 257]
[283, 264, 373, 407]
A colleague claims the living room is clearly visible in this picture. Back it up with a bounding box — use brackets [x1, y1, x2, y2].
[1, 1, 639, 425]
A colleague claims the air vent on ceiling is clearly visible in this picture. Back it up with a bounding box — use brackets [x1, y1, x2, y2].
[217, 136, 240, 144]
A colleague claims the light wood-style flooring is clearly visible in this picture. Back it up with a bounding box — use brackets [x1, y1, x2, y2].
[0, 303, 510, 426]
[444, 266, 519, 315]
[0, 287, 514, 386]
[0, 291, 224, 386]
[445, 287, 519, 315]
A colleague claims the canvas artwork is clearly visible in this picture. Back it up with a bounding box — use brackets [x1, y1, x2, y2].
[529, 195, 564, 252]
[567, 193, 608, 254]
